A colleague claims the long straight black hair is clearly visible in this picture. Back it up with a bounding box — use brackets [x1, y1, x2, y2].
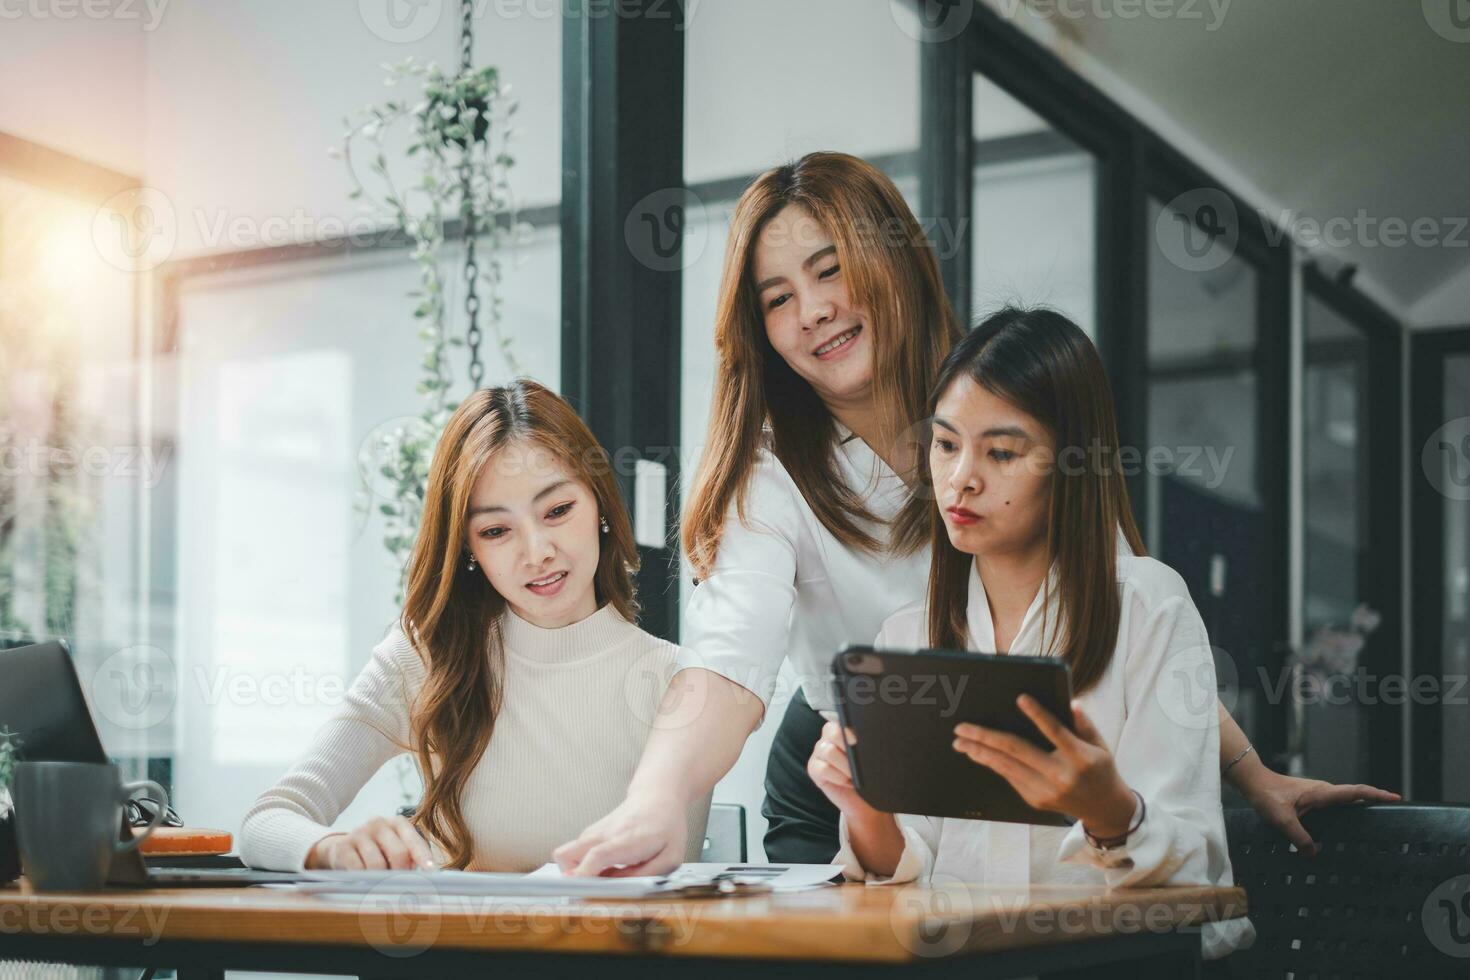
[892, 306, 1146, 694]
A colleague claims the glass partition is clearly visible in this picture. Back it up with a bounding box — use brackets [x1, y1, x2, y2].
[1145, 194, 1267, 748]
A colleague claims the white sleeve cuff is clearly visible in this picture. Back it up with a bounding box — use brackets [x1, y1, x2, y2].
[1058, 794, 1143, 874]
[1057, 793, 1199, 890]
[238, 809, 339, 872]
[835, 812, 930, 885]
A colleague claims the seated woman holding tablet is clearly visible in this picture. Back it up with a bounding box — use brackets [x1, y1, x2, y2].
[807, 307, 1254, 960]
[239, 380, 709, 872]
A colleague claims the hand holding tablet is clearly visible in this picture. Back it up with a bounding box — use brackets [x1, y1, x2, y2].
[951, 694, 1141, 842]
[827, 645, 1081, 827]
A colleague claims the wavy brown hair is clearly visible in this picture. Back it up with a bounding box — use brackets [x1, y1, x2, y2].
[681, 151, 963, 579]
[398, 379, 641, 868]
[893, 307, 1146, 695]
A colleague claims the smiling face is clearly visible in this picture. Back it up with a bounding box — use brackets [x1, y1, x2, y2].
[752, 204, 874, 409]
[929, 374, 1055, 560]
[464, 438, 602, 629]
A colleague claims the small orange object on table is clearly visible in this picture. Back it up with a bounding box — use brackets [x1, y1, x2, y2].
[129, 827, 233, 857]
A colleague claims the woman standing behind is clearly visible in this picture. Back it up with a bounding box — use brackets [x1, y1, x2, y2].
[239, 380, 709, 872]
[554, 152, 1395, 877]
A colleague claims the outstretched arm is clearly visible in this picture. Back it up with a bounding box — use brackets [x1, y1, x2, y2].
[553, 667, 762, 876]
[1218, 702, 1400, 855]
[556, 456, 807, 876]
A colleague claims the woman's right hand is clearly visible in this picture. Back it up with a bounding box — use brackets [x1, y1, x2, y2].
[304, 815, 438, 871]
[807, 721, 881, 819]
[552, 789, 689, 877]
[808, 720, 907, 876]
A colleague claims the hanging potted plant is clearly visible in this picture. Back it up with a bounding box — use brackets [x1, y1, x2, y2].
[338, 52, 527, 610]
[0, 727, 22, 884]
[337, 1, 525, 809]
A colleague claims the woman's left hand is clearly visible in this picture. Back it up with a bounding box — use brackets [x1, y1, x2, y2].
[953, 695, 1138, 840]
[1237, 767, 1399, 857]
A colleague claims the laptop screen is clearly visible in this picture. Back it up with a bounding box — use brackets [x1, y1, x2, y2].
[0, 640, 111, 766]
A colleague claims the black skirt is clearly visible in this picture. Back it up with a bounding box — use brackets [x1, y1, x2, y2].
[761, 686, 842, 864]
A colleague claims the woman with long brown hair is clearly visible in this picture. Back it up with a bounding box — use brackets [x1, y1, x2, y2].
[554, 151, 1395, 877]
[239, 380, 709, 871]
[808, 307, 1252, 960]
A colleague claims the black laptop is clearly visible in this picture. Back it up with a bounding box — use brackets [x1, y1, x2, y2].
[0, 640, 305, 886]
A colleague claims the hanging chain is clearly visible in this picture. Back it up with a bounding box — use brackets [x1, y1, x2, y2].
[459, 0, 473, 73]
[460, 0, 484, 389]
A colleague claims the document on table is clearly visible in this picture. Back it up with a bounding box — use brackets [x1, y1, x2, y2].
[293, 862, 842, 899]
[528, 861, 843, 891]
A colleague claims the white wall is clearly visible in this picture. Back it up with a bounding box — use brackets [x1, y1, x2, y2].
[684, 0, 920, 185]
[0, 11, 147, 175]
[144, 0, 560, 260]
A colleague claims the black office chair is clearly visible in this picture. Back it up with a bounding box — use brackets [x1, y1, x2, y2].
[1224, 803, 1470, 978]
[393, 802, 749, 863]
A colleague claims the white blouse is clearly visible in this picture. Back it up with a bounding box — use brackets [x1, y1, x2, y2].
[833, 553, 1255, 960]
[677, 420, 929, 714]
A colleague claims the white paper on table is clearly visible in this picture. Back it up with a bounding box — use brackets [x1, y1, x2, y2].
[294, 868, 655, 899]
[292, 862, 841, 900]
[528, 861, 843, 892]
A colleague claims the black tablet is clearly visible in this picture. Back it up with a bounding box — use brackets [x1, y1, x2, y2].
[830, 644, 1077, 827]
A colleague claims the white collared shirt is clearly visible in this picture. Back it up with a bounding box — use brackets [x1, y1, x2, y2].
[677, 421, 930, 713]
[833, 553, 1256, 960]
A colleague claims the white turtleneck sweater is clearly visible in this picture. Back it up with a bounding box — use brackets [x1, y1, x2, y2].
[238, 603, 711, 873]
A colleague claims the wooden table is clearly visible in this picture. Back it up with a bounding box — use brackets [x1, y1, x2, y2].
[0, 876, 1246, 979]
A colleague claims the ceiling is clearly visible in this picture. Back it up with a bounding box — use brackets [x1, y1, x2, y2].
[1002, 0, 1470, 325]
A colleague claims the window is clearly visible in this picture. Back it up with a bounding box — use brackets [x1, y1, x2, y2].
[971, 74, 1097, 334]
[1145, 193, 1271, 748]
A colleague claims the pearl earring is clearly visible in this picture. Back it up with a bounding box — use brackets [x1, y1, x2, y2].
[466, 554, 478, 571]
[600, 516, 609, 534]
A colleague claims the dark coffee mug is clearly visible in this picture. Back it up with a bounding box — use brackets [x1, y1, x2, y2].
[0, 809, 19, 885]
[12, 761, 167, 891]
